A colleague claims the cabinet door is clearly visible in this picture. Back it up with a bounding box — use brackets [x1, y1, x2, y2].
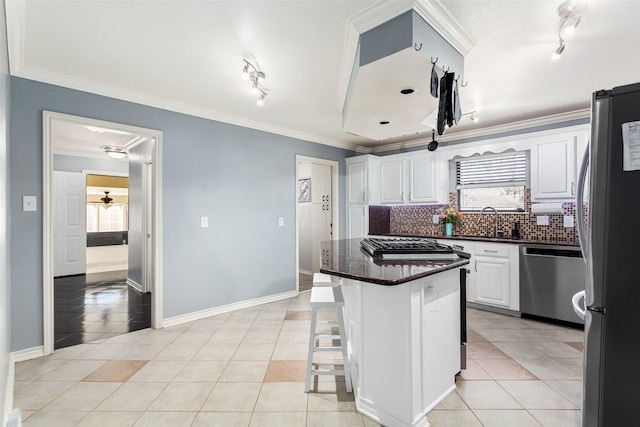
[380, 160, 404, 203]
[531, 137, 576, 200]
[311, 163, 331, 204]
[409, 157, 437, 202]
[347, 205, 367, 239]
[474, 256, 510, 308]
[347, 162, 367, 204]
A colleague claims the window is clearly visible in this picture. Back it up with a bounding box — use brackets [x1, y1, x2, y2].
[86, 203, 128, 232]
[456, 152, 527, 211]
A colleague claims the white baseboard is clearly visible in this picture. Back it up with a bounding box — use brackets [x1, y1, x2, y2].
[6, 346, 45, 421]
[299, 270, 312, 276]
[126, 278, 142, 293]
[9, 347, 44, 364]
[163, 290, 298, 328]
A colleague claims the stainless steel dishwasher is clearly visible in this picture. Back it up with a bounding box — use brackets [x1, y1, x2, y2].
[519, 244, 585, 324]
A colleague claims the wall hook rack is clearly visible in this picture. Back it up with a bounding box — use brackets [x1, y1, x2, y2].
[414, 43, 422, 51]
[430, 57, 438, 65]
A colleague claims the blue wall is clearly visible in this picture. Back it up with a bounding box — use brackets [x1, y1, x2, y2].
[9, 77, 355, 351]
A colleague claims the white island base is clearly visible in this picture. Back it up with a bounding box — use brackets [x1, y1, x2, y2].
[340, 267, 462, 427]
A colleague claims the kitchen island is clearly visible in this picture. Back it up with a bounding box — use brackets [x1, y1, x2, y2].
[319, 239, 470, 427]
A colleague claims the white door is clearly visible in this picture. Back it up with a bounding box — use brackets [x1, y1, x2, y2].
[53, 171, 86, 277]
[143, 161, 153, 293]
[310, 163, 332, 273]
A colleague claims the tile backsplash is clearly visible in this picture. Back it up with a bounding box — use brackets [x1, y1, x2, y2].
[370, 189, 587, 245]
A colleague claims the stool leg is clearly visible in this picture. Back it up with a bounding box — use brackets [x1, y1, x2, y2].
[304, 308, 318, 393]
[337, 306, 352, 393]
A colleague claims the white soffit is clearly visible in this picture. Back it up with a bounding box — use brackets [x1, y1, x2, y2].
[335, 0, 476, 113]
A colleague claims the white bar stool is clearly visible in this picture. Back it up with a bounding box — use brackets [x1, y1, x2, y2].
[312, 272, 340, 287]
[304, 286, 352, 393]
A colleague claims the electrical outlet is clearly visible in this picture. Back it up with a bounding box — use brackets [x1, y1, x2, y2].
[200, 216, 208, 228]
[564, 215, 574, 228]
[536, 215, 549, 226]
[278, 217, 284, 227]
[432, 215, 440, 224]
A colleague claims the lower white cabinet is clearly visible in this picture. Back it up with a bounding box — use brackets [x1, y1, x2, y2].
[347, 205, 367, 239]
[438, 239, 520, 311]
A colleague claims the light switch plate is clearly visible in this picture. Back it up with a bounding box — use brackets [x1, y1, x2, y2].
[564, 215, 575, 228]
[23, 196, 37, 212]
[200, 216, 208, 228]
[278, 217, 284, 227]
[432, 215, 440, 224]
[536, 215, 549, 226]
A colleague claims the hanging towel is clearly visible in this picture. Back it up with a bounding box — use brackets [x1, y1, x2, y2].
[430, 63, 438, 98]
[453, 78, 462, 124]
[436, 72, 448, 135]
[445, 72, 455, 128]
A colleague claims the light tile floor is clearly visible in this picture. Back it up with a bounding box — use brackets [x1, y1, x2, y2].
[14, 292, 584, 426]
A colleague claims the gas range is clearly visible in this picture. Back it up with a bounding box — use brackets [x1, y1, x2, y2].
[360, 237, 455, 258]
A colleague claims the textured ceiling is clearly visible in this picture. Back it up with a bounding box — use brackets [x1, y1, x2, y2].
[8, 0, 640, 153]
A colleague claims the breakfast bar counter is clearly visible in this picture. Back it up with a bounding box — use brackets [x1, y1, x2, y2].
[319, 239, 470, 427]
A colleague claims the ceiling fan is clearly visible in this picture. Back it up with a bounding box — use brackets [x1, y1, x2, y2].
[100, 191, 113, 208]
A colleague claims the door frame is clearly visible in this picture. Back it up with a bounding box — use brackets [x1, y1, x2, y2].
[42, 111, 164, 355]
[294, 155, 339, 292]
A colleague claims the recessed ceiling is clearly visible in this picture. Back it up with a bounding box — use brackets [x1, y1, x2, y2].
[7, 0, 640, 152]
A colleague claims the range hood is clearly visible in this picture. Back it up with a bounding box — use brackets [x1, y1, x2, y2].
[341, 7, 473, 142]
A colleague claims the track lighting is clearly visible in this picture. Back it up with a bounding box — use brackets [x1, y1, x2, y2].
[241, 59, 268, 105]
[552, 0, 588, 59]
[470, 112, 479, 123]
[552, 40, 566, 60]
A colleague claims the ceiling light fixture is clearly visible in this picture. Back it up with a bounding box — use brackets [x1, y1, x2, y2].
[100, 191, 113, 208]
[470, 112, 479, 123]
[100, 145, 128, 160]
[241, 59, 268, 105]
[553, 0, 588, 59]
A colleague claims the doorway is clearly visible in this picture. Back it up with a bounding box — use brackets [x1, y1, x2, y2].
[43, 111, 163, 355]
[295, 156, 339, 292]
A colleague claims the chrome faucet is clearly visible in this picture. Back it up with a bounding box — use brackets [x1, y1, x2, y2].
[476, 206, 499, 237]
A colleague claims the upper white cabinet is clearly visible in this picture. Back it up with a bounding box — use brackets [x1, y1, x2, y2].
[409, 156, 438, 203]
[380, 159, 404, 203]
[347, 155, 380, 205]
[380, 155, 440, 204]
[531, 134, 586, 201]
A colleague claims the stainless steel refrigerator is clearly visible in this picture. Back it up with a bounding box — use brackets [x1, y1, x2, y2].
[572, 82, 640, 427]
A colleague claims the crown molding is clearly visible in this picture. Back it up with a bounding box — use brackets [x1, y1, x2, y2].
[371, 108, 591, 153]
[412, 1, 475, 57]
[14, 65, 361, 152]
[5, 0, 25, 75]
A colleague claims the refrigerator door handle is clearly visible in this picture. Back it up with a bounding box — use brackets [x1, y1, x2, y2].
[572, 290, 587, 320]
[576, 143, 590, 262]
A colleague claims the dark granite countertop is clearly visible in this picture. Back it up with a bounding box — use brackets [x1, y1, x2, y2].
[374, 233, 579, 247]
[319, 239, 470, 286]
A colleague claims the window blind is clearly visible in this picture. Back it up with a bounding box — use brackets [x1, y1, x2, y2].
[456, 152, 527, 188]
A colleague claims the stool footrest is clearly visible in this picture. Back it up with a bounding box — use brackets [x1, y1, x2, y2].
[311, 369, 345, 376]
[313, 347, 343, 352]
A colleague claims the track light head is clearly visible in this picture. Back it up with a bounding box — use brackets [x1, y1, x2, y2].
[551, 42, 566, 60]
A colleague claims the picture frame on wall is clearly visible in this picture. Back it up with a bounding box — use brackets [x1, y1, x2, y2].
[298, 178, 311, 203]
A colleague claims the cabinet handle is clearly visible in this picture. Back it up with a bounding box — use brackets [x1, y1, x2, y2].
[401, 191, 404, 202]
[474, 260, 477, 272]
[409, 191, 412, 201]
[483, 249, 498, 253]
[571, 181, 575, 196]
[362, 191, 366, 202]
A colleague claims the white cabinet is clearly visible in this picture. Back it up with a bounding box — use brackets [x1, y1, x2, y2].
[380, 159, 404, 203]
[347, 155, 379, 205]
[473, 242, 519, 311]
[380, 155, 440, 204]
[437, 239, 520, 311]
[346, 155, 379, 238]
[347, 205, 368, 239]
[531, 135, 577, 200]
[409, 156, 438, 203]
